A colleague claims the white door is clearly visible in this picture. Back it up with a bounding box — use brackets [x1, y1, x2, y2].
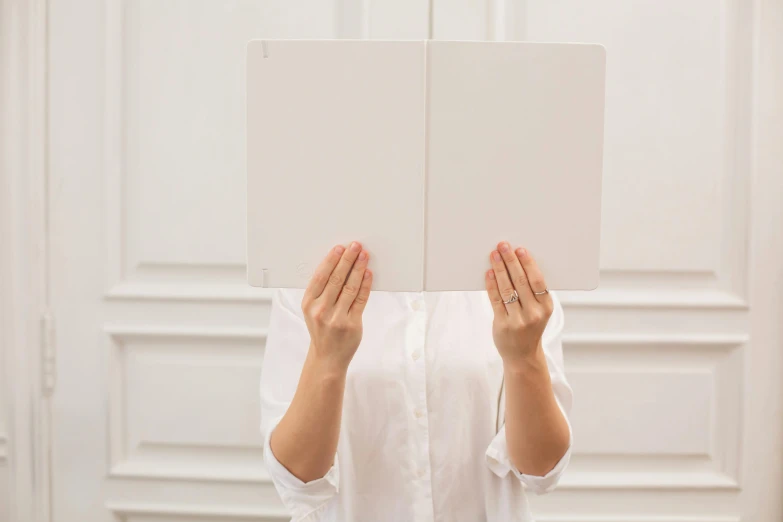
[46, 1, 783, 522]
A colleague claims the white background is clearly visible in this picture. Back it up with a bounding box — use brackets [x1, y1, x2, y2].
[1, 0, 782, 521]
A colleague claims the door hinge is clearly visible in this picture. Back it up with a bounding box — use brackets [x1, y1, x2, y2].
[40, 311, 56, 396]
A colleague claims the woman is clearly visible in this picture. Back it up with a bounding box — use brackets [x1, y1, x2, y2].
[260, 240, 572, 522]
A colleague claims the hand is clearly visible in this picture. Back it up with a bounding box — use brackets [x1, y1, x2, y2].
[485, 242, 554, 367]
[302, 241, 373, 373]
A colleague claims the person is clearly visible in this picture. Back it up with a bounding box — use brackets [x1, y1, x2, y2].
[260, 240, 572, 522]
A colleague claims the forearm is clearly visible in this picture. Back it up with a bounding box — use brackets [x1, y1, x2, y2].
[503, 343, 570, 477]
[270, 346, 347, 482]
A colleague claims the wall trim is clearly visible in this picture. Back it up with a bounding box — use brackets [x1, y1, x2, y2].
[0, 0, 51, 521]
[107, 501, 289, 520]
[741, 0, 783, 520]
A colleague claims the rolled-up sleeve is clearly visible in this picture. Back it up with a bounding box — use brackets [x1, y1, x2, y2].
[261, 289, 340, 520]
[485, 294, 573, 495]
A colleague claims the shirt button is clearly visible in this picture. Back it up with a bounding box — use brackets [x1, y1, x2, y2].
[412, 299, 423, 311]
[414, 408, 424, 418]
[412, 350, 422, 361]
[417, 469, 427, 479]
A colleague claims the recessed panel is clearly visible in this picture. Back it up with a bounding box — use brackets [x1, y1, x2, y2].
[527, 0, 726, 273]
[110, 333, 265, 481]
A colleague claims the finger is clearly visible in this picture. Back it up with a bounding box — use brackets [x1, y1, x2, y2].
[516, 248, 554, 312]
[349, 269, 373, 316]
[321, 241, 362, 304]
[485, 269, 507, 316]
[336, 250, 369, 313]
[498, 241, 536, 308]
[304, 244, 345, 302]
[490, 250, 522, 314]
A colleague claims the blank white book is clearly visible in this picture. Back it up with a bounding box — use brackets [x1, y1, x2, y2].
[247, 40, 606, 291]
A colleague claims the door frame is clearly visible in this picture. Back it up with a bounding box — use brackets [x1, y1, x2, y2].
[0, 0, 51, 521]
[742, 0, 783, 519]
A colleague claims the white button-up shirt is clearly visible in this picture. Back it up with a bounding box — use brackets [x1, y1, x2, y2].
[261, 289, 573, 522]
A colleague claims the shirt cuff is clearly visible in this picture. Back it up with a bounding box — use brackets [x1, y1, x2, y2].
[263, 416, 340, 520]
[485, 400, 573, 495]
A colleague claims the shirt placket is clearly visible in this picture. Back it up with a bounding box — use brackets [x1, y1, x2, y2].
[407, 294, 434, 522]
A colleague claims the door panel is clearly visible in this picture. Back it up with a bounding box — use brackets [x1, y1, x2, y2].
[49, 1, 429, 521]
[431, 0, 763, 519]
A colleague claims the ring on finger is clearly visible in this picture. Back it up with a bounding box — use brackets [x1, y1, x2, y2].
[503, 290, 519, 305]
[533, 288, 549, 296]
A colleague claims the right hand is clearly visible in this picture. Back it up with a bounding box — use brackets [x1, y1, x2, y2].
[302, 241, 373, 372]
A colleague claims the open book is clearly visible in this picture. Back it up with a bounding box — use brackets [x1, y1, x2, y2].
[247, 40, 606, 292]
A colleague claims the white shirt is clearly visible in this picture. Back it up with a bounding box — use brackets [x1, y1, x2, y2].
[260, 289, 573, 522]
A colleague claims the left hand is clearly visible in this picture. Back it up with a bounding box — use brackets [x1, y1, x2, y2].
[485, 241, 554, 366]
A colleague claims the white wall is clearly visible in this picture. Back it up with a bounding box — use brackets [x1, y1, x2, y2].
[1, 0, 17, 517]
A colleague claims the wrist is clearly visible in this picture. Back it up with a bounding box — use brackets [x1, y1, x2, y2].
[502, 341, 547, 376]
[307, 343, 350, 380]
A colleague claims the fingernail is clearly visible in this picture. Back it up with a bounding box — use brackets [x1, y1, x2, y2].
[358, 251, 367, 261]
[516, 248, 526, 258]
[350, 241, 361, 252]
[492, 251, 501, 262]
[488, 270, 496, 280]
[499, 242, 510, 253]
[335, 245, 345, 254]
[363, 270, 371, 279]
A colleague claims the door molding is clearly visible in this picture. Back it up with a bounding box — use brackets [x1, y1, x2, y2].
[743, 0, 783, 520]
[0, 0, 51, 520]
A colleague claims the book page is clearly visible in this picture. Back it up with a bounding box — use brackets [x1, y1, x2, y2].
[425, 41, 606, 291]
[247, 40, 426, 291]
